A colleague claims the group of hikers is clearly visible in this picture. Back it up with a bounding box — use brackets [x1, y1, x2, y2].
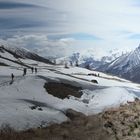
[23, 67, 37, 76]
[88, 73, 100, 77]
[11, 67, 38, 82]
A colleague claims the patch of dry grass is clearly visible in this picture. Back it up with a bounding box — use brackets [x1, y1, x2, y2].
[102, 98, 140, 140]
[0, 110, 114, 140]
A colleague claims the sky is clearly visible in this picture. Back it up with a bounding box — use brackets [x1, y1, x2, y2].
[0, 0, 140, 58]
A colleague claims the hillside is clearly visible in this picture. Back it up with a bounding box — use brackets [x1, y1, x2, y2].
[0, 45, 53, 67]
[0, 61, 140, 130]
[99, 44, 140, 83]
[0, 45, 140, 140]
[0, 92, 140, 140]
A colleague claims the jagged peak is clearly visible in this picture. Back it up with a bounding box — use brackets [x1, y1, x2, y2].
[136, 44, 140, 51]
[138, 44, 140, 48]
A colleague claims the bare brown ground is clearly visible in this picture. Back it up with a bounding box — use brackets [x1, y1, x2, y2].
[44, 82, 83, 99]
[0, 110, 114, 140]
[102, 98, 140, 140]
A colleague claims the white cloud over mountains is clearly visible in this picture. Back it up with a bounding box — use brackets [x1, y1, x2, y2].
[0, 35, 75, 58]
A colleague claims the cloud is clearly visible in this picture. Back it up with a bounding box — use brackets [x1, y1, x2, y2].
[0, 1, 72, 35]
[0, 34, 75, 58]
[128, 34, 140, 39]
[0, 0, 140, 57]
[0, 1, 40, 9]
[0, 17, 46, 31]
[48, 33, 101, 41]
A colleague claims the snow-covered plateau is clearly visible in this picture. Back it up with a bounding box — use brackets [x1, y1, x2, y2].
[0, 65, 140, 130]
[0, 46, 140, 130]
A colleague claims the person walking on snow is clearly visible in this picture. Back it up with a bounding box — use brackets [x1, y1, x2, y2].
[10, 73, 15, 85]
[31, 67, 34, 73]
[11, 73, 14, 81]
[23, 68, 27, 76]
[35, 67, 37, 74]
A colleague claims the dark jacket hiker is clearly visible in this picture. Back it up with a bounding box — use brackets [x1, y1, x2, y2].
[11, 73, 14, 81]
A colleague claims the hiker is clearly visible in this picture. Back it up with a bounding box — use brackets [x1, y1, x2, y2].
[35, 67, 37, 74]
[31, 67, 34, 73]
[10, 73, 15, 85]
[23, 68, 27, 76]
[11, 73, 14, 81]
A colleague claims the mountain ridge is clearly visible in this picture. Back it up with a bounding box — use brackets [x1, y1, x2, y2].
[98, 44, 140, 83]
[56, 49, 126, 69]
[0, 45, 53, 67]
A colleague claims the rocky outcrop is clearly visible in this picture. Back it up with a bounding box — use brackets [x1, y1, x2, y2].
[102, 98, 140, 140]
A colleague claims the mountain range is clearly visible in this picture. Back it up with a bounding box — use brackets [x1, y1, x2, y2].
[1, 44, 140, 83]
[57, 45, 140, 83]
[99, 44, 140, 83]
[56, 48, 124, 69]
[0, 45, 53, 67]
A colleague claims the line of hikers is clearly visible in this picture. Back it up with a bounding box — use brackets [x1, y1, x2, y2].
[11, 67, 38, 82]
[23, 67, 37, 76]
[31, 67, 37, 74]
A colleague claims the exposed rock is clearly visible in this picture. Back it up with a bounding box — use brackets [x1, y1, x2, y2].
[44, 82, 83, 99]
[65, 109, 86, 120]
[101, 99, 140, 140]
[91, 79, 98, 84]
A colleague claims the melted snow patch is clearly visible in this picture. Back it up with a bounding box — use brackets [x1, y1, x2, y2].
[82, 87, 136, 114]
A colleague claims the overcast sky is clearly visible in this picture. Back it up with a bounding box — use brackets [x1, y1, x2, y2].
[0, 0, 140, 57]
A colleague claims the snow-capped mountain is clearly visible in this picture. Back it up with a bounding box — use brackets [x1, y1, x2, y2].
[0, 45, 53, 66]
[99, 44, 140, 83]
[0, 44, 140, 130]
[57, 48, 124, 69]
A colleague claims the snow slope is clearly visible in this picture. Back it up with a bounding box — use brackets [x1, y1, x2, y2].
[0, 63, 140, 130]
[100, 44, 140, 83]
[0, 45, 52, 68]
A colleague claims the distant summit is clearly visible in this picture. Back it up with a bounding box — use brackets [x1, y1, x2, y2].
[98, 44, 140, 83]
[56, 48, 124, 69]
